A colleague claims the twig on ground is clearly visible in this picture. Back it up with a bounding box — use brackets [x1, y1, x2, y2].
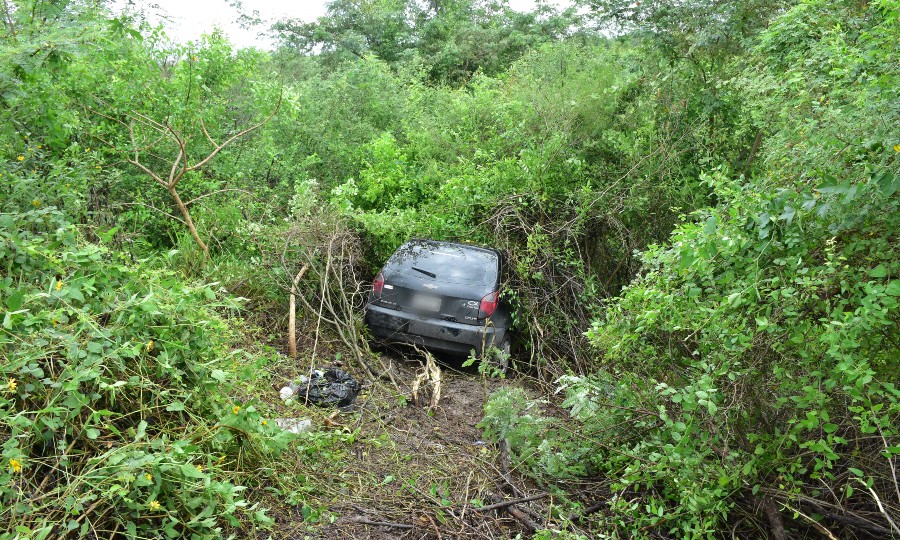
[347, 516, 413, 530]
[473, 492, 549, 512]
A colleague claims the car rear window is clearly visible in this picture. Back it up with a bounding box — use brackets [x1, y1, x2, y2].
[385, 241, 498, 287]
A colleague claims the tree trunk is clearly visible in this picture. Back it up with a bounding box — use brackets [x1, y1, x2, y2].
[168, 186, 209, 259]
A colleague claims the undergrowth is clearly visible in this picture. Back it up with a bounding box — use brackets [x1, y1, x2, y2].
[0, 207, 297, 539]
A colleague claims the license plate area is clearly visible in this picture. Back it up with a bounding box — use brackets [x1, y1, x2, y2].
[411, 294, 441, 312]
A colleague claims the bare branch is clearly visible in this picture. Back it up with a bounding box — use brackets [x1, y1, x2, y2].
[187, 91, 282, 172]
[127, 121, 167, 187]
[199, 116, 218, 147]
[164, 119, 188, 187]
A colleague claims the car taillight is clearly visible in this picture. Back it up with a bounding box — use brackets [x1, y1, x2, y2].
[479, 291, 498, 318]
[373, 271, 385, 297]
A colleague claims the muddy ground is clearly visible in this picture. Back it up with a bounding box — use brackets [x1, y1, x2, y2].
[260, 349, 554, 539]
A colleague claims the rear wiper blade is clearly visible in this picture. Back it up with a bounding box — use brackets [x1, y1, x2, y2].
[411, 267, 437, 278]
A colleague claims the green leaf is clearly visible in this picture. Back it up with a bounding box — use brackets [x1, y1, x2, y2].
[885, 281, 900, 296]
[817, 182, 851, 194]
[6, 290, 24, 311]
[869, 265, 887, 278]
[166, 401, 185, 412]
[779, 205, 796, 225]
[181, 463, 205, 479]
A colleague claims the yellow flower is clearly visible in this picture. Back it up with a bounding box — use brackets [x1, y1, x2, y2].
[6, 378, 16, 392]
[232, 405, 240, 415]
[95, 166, 101, 170]
[85, 147, 90, 152]
[894, 144, 900, 152]
[146, 340, 154, 352]
[9, 459, 22, 473]
[261, 420, 268, 426]
[37, 145, 42, 149]
[195, 464, 204, 472]
[148, 500, 160, 511]
[16, 155, 24, 161]
[33, 200, 40, 207]
[145, 473, 153, 481]
[52, 319, 58, 327]
[55, 280, 63, 291]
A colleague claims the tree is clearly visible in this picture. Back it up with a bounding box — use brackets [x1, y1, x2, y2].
[121, 101, 279, 259]
[272, 0, 418, 63]
[272, 0, 584, 84]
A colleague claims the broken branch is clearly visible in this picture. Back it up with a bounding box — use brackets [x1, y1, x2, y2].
[472, 492, 548, 512]
[347, 516, 413, 530]
[288, 265, 309, 358]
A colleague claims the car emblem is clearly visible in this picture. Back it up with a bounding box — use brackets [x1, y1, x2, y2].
[423, 283, 438, 290]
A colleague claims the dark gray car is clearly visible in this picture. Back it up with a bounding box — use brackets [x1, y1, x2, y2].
[363, 239, 510, 357]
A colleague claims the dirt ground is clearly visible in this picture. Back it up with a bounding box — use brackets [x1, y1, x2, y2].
[264, 349, 552, 540]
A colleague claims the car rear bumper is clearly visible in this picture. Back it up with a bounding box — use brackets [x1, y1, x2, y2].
[364, 303, 506, 355]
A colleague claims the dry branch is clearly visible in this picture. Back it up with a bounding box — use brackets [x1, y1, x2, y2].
[411, 348, 442, 410]
[288, 265, 309, 358]
[346, 516, 413, 530]
[278, 215, 397, 388]
[118, 93, 282, 259]
[473, 492, 548, 512]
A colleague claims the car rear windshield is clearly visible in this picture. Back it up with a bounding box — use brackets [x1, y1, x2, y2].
[386, 241, 498, 287]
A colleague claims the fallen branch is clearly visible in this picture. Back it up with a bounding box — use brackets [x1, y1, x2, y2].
[411, 348, 442, 410]
[482, 493, 545, 532]
[505, 504, 541, 532]
[347, 516, 413, 530]
[473, 492, 548, 512]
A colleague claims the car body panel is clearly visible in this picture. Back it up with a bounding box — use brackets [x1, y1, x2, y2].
[364, 239, 510, 356]
[365, 303, 507, 355]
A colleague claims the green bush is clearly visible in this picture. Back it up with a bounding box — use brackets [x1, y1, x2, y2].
[0, 207, 292, 539]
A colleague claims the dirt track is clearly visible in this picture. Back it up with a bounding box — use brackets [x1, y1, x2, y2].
[265, 351, 548, 539]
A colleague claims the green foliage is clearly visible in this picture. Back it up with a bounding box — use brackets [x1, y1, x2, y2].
[273, 0, 584, 84]
[574, 167, 899, 533]
[0, 208, 292, 538]
[481, 388, 589, 480]
[4, 0, 900, 536]
[499, 1, 900, 535]
[746, 0, 900, 184]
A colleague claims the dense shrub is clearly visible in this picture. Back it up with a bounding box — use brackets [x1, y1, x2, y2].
[0, 207, 291, 538]
[483, 1, 900, 536]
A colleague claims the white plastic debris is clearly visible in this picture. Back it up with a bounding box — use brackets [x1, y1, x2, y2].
[274, 418, 313, 434]
[279, 375, 310, 401]
[279, 385, 297, 400]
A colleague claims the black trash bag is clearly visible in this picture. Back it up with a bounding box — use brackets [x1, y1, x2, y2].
[297, 368, 360, 407]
